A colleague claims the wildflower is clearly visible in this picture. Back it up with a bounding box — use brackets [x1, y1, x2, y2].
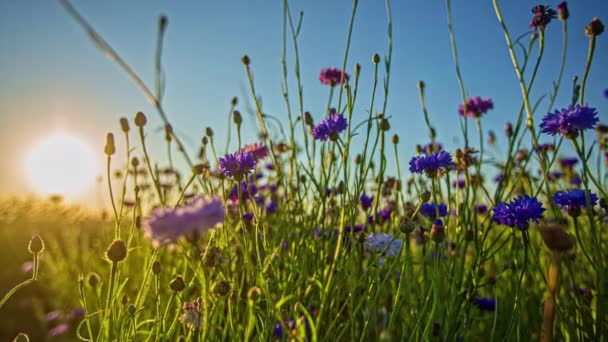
[530, 5, 557, 31]
[553, 189, 598, 215]
[266, 200, 277, 214]
[458, 97, 494, 118]
[539, 224, 575, 252]
[48, 324, 69, 337]
[540, 104, 599, 138]
[476, 204, 488, 215]
[473, 298, 496, 311]
[242, 142, 269, 160]
[274, 320, 296, 338]
[180, 300, 203, 331]
[45, 311, 62, 323]
[228, 182, 257, 203]
[570, 175, 582, 186]
[452, 178, 466, 189]
[364, 233, 403, 257]
[493, 195, 546, 230]
[143, 196, 225, 246]
[559, 157, 578, 169]
[420, 203, 448, 218]
[67, 308, 85, 322]
[359, 194, 374, 210]
[312, 113, 348, 141]
[547, 171, 563, 182]
[218, 151, 256, 181]
[557, 2, 568, 20]
[319, 67, 350, 87]
[409, 151, 453, 177]
[430, 219, 445, 243]
[585, 17, 604, 37]
[369, 209, 391, 224]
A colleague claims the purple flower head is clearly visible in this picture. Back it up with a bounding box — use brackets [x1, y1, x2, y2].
[409, 151, 453, 177]
[473, 298, 496, 312]
[266, 200, 277, 214]
[547, 171, 563, 182]
[359, 194, 374, 210]
[530, 5, 557, 31]
[242, 142, 269, 160]
[228, 182, 257, 203]
[319, 67, 350, 87]
[420, 203, 448, 218]
[458, 97, 494, 118]
[218, 151, 257, 181]
[274, 320, 296, 338]
[476, 204, 488, 215]
[452, 178, 466, 189]
[312, 113, 348, 141]
[45, 311, 62, 323]
[559, 157, 579, 169]
[604, 88, 608, 99]
[364, 233, 403, 257]
[143, 196, 225, 246]
[557, 2, 569, 20]
[493, 195, 545, 230]
[570, 175, 582, 186]
[242, 212, 254, 222]
[553, 189, 598, 212]
[49, 323, 69, 337]
[67, 307, 85, 322]
[540, 105, 599, 138]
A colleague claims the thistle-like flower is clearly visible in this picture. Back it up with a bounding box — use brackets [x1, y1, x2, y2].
[319, 67, 350, 87]
[409, 151, 453, 177]
[312, 113, 348, 141]
[218, 151, 257, 181]
[458, 97, 494, 118]
[493, 195, 545, 230]
[540, 104, 599, 138]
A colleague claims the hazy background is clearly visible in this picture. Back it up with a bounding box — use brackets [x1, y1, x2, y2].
[1, 0, 606, 206]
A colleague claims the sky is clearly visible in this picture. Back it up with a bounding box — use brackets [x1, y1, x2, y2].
[0, 0, 606, 206]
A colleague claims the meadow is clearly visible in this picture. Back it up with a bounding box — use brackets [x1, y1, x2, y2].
[1, 1, 607, 341]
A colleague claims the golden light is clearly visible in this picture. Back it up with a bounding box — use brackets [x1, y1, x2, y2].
[25, 133, 98, 197]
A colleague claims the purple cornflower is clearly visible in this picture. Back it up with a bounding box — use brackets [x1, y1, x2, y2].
[570, 176, 582, 186]
[547, 171, 563, 182]
[530, 5, 557, 31]
[364, 233, 403, 257]
[228, 182, 257, 203]
[409, 151, 453, 177]
[559, 157, 578, 169]
[540, 105, 599, 138]
[473, 298, 496, 312]
[319, 67, 350, 87]
[274, 320, 296, 338]
[143, 196, 225, 246]
[360, 194, 374, 210]
[49, 323, 69, 337]
[476, 204, 488, 215]
[452, 178, 466, 189]
[458, 97, 494, 118]
[242, 142, 269, 160]
[493, 195, 545, 230]
[218, 151, 257, 181]
[266, 200, 277, 214]
[242, 212, 254, 222]
[553, 189, 598, 213]
[420, 203, 448, 218]
[312, 113, 348, 141]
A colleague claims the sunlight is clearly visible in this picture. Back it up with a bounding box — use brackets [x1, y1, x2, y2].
[25, 133, 97, 197]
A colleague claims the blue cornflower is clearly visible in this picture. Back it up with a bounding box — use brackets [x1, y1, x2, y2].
[409, 151, 453, 177]
[266, 200, 277, 214]
[553, 189, 598, 213]
[559, 157, 579, 169]
[473, 298, 496, 312]
[540, 104, 599, 138]
[218, 151, 257, 181]
[493, 195, 546, 230]
[420, 203, 448, 218]
[359, 194, 374, 210]
[530, 5, 557, 31]
[312, 113, 348, 141]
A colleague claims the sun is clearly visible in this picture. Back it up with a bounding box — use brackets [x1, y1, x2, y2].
[25, 133, 98, 197]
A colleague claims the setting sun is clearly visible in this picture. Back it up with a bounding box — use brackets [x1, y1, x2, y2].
[25, 133, 97, 196]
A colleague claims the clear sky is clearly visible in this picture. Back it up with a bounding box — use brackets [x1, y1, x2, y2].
[0, 0, 606, 205]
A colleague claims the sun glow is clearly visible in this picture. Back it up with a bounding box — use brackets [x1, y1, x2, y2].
[25, 133, 98, 197]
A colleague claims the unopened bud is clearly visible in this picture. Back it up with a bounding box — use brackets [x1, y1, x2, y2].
[205, 127, 214, 137]
[392, 134, 399, 145]
[420, 190, 432, 203]
[355, 154, 362, 165]
[233, 110, 242, 125]
[372, 53, 381, 64]
[230, 96, 238, 106]
[152, 261, 161, 275]
[539, 225, 575, 252]
[213, 280, 231, 296]
[28, 234, 44, 254]
[104, 133, 116, 156]
[87, 272, 100, 287]
[379, 119, 390, 131]
[119, 117, 130, 132]
[192, 163, 205, 175]
[399, 217, 416, 234]
[201, 136, 208, 145]
[585, 17, 604, 37]
[131, 157, 139, 168]
[430, 219, 445, 244]
[106, 239, 127, 263]
[241, 55, 250, 66]
[164, 124, 173, 142]
[159, 15, 168, 32]
[417, 80, 425, 90]
[304, 112, 313, 126]
[128, 304, 136, 315]
[169, 275, 186, 292]
[505, 122, 513, 137]
[134, 112, 147, 127]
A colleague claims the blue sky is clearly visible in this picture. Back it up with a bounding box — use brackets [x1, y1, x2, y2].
[0, 0, 606, 203]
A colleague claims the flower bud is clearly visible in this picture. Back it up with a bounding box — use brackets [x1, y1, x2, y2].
[241, 55, 250, 66]
[420, 190, 432, 203]
[106, 239, 127, 263]
[465, 229, 474, 242]
[430, 219, 445, 244]
[28, 234, 44, 254]
[230, 96, 238, 106]
[159, 15, 168, 32]
[354, 63, 362, 75]
[539, 225, 575, 252]
[355, 154, 362, 165]
[505, 122, 513, 137]
[233, 110, 242, 125]
[121, 294, 130, 305]
[213, 280, 231, 296]
[337, 181, 345, 194]
[205, 127, 214, 137]
[104, 133, 116, 156]
[164, 124, 173, 142]
[128, 304, 136, 316]
[201, 136, 208, 145]
[119, 117, 130, 132]
[134, 112, 147, 127]
[131, 157, 139, 168]
[417, 80, 425, 90]
[392, 134, 399, 145]
[379, 119, 390, 131]
[557, 2, 569, 21]
[169, 275, 186, 292]
[399, 217, 416, 234]
[150, 261, 161, 275]
[585, 17, 604, 37]
[304, 112, 313, 126]
[88, 272, 101, 288]
[372, 53, 381, 64]
[192, 163, 206, 175]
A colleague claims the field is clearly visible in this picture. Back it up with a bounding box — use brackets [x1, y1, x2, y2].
[1, 1, 607, 341]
